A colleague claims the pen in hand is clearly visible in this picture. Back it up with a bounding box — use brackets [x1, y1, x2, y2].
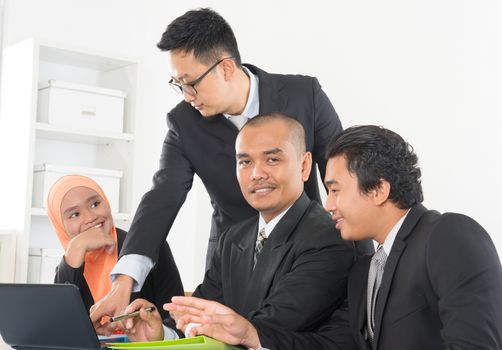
[109, 306, 156, 323]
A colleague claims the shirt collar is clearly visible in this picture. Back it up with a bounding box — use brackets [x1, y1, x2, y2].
[374, 209, 411, 254]
[258, 205, 292, 239]
[223, 66, 260, 120]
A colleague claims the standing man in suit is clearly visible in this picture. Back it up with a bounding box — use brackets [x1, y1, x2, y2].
[119, 113, 357, 350]
[90, 7, 361, 332]
[321, 125, 502, 349]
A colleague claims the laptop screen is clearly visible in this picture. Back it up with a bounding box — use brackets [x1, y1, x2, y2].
[0, 283, 101, 350]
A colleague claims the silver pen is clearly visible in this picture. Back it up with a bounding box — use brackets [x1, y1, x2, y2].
[109, 306, 156, 323]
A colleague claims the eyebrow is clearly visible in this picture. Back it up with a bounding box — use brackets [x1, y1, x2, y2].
[236, 148, 284, 159]
[171, 73, 189, 82]
[324, 179, 339, 187]
[62, 194, 101, 215]
[63, 205, 79, 215]
[87, 194, 101, 203]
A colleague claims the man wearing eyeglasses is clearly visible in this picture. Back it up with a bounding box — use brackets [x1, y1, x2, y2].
[90, 8, 365, 334]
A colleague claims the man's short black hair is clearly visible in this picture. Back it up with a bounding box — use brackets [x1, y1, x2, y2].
[326, 125, 423, 209]
[157, 8, 241, 67]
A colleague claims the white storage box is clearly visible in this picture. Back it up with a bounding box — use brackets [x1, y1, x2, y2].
[37, 80, 126, 133]
[27, 248, 64, 283]
[32, 164, 123, 213]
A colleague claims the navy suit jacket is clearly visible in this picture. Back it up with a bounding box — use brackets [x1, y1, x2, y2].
[193, 193, 357, 350]
[348, 204, 502, 350]
[120, 64, 343, 267]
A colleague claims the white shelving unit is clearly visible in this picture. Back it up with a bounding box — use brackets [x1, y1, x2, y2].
[0, 38, 140, 282]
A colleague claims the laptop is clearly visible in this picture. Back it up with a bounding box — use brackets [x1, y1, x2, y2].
[0, 283, 102, 350]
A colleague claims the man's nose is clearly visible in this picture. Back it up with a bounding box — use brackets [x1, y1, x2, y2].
[183, 90, 196, 103]
[324, 194, 336, 216]
[251, 163, 268, 180]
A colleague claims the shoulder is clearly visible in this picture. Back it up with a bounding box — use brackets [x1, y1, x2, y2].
[166, 101, 201, 129]
[418, 211, 490, 244]
[246, 64, 320, 92]
[417, 211, 500, 268]
[221, 216, 258, 242]
[295, 201, 349, 247]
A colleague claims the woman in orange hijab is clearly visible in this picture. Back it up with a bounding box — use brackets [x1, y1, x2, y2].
[46, 175, 184, 321]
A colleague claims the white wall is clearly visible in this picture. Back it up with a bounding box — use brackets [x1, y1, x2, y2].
[3, 0, 501, 290]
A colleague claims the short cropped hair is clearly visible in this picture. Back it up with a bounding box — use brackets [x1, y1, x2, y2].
[241, 113, 306, 155]
[157, 8, 241, 67]
[326, 125, 423, 209]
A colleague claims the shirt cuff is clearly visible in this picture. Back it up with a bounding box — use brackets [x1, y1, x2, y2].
[110, 254, 154, 292]
[184, 323, 201, 338]
[163, 325, 179, 340]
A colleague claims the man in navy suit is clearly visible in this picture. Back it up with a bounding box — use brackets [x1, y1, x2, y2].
[119, 114, 358, 349]
[90, 8, 365, 333]
[321, 125, 502, 349]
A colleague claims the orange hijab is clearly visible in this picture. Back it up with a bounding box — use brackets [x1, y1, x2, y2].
[45, 175, 118, 303]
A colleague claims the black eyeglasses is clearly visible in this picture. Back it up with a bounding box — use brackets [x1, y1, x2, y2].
[169, 56, 234, 97]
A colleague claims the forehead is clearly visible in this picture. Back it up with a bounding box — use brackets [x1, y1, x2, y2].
[167, 50, 205, 80]
[325, 156, 356, 183]
[61, 186, 100, 207]
[236, 121, 294, 154]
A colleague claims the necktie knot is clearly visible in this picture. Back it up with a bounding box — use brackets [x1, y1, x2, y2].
[373, 245, 387, 264]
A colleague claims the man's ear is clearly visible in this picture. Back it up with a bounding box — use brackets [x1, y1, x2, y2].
[371, 179, 391, 206]
[221, 58, 236, 81]
[301, 152, 313, 182]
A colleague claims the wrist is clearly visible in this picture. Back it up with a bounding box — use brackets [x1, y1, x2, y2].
[113, 274, 134, 293]
[241, 323, 260, 349]
[65, 239, 86, 268]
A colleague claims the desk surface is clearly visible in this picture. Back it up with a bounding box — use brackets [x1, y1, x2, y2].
[0, 334, 11, 349]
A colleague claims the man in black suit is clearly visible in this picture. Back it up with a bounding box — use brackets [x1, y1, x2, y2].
[319, 125, 502, 349]
[120, 114, 358, 349]
[90, 7, 356, 331]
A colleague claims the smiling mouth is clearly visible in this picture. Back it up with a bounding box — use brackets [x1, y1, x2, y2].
[250, 186, 276, 195]
[92, 221, 105, 229]
[334, 217, 344, 228]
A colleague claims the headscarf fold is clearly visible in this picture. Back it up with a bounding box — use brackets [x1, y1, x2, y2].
[45, 174, 118, 303]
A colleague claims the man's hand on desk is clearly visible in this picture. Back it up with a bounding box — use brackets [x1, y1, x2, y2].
[165, 296, 261, 349]
[122, 298, 164, 342]
[90, 274, 134, 335]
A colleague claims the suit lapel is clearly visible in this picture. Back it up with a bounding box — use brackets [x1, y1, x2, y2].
[244, 64, 287, 114]
[372, 204, 429, 348]
[242, 193, 311, 316]
[348, 256, 372, 349]
[198, 112, 238, 151]
[229, 220, 258, 311]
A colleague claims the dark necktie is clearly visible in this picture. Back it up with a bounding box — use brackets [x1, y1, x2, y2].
[366, 245, 387, 345]
[253, 227, 267, 270]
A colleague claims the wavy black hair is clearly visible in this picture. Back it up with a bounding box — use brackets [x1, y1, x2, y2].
[326, 125, 423, 209]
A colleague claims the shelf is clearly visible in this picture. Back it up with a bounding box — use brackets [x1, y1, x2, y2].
[31, 207, 131, 221]
[35, 123, 134, 144]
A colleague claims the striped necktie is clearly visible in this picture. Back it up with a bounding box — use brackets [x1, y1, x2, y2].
[366, 245, 387, 345]
[253, 227, 267, 270]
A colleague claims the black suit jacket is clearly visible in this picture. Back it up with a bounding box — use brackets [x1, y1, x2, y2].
[193, 193, 357, 350]
[346, 204, 502, 350]
[54, 228, 184, 321]
[120, 64, 343, 267]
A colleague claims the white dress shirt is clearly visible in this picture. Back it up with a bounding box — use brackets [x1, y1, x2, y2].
[374, 209, 411, 255]
[224, 66, 260, 129]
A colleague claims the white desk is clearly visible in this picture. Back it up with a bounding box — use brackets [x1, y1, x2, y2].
[0, 334, 11, 349]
